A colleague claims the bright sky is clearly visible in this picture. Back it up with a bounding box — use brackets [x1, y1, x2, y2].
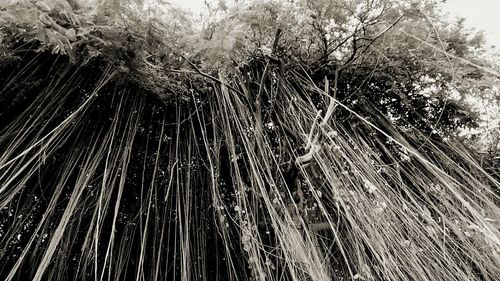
[443, 0, 500, 48]
[169, 0, 206, 14]
[169, 0, 500, 48]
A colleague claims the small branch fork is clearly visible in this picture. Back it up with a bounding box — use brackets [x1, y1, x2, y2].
[295, 72, 338, 167]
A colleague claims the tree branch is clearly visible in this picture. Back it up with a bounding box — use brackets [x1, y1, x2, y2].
[180, 55, 243, 94]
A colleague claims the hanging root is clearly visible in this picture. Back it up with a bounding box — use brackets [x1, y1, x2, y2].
[198, 67, 500, 281]
[0, 52, 499, 281]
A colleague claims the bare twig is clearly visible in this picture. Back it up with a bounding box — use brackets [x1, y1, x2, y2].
[272, 28, 282, 54]
[180, 55, 243, 94]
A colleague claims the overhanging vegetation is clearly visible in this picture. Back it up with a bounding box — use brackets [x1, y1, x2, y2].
[0, 1, 499, 280]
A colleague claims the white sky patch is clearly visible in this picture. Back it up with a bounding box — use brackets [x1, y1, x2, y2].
[168, 0, 209, 15]
[443, 0, 500, 48]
